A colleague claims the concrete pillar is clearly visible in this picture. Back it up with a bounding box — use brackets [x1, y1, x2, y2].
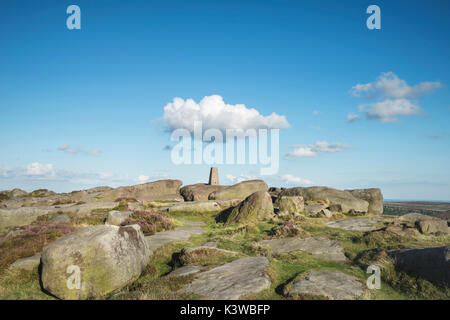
[208, 167, 219, 185]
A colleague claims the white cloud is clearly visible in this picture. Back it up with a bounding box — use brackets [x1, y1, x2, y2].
[366, 99, 423, 122]
[162, 95, 290, 132]
[350, 72, 442, 122]
[136, 175, 150, 182]
[26, 162, 55, 176]
[57, 144, 101, 156]
[286, 147, 317, 158]
[286, 141, 353, 158]
[280, 174, 313, 185]
[347, 113, 359, 123]
[226, 173, 255, 184]
[351, 72, 442, 99]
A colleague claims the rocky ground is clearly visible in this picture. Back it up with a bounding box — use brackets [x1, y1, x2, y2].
[0, 180, 449, 300]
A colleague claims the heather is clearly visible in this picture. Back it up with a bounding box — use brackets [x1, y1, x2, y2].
[120, 210, 174, 236]
[0, 220, 75, 271]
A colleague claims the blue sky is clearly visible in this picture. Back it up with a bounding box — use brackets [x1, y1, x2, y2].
[0, 0, 449, 200]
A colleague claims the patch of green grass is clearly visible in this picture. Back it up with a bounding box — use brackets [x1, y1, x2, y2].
[0, 268, 55, 300]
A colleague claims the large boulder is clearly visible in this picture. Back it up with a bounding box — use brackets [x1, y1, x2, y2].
[398, 213, 448, 235]
[30, 189, 56, 198]
[41, 224, 150, 299]
[209, 180, 268, 200]
[346, 188, 383, 215]
[180, 184, 225, 201]
[275, 196, 304, 215]
[279, 186, 369, 214]
[388, 246, 450, 287]
[96, 180, 183, 202]
[10, 188, 28, 199]
[226, 191, 274, 225]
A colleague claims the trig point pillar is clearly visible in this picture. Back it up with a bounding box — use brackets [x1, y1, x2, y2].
[208, 167, 219, 185]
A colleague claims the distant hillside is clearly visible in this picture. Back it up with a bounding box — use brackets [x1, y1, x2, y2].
[383, 201, 450, 217]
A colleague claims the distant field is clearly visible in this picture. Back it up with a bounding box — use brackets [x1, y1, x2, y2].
[383, 201, 450, 218]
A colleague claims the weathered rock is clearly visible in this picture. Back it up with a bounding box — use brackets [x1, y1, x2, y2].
[41, 224, 150, 300]
[145, 227, 206, 255]
[226, 191, 274, 225]
[50, 214, 71, 224]
[397, 213, 448, 235]
[180, 184, 226, 201]
[305, 204, 333, 218]
[59, 201, 118, 218]
[397, 212, 435, 224]
[258, 236, 347, 261]
[284, 270, 364, 300]
[170, 266, 204, 277]
[0, 207, 55, 231]
[325, 217, 382, 231]
[30, 189, 56, 197]
[279, 186, 369, 214]
[275, 196, 304, 215]
[417, 219, 448, 235]
[346, 188, 383, 215]
[209, 180, 268, 200]
[168, 201, 221, 213]
[180, 257, 271, 299]
[388, 246, 450, 287]
[97, 180, 183, 202]
[9, 253, 41, 271]
[10, 188, 28, 199]
[105, 210, 132, 226]
[215, 199, 242, 209]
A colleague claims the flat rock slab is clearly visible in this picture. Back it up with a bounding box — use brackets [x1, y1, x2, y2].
[180, 257, 271, 299]
[258, 236, 347, 262]
[9, 253, 41, 271]
[285, 270, 364, 300]
[145, 227, 205, 254]
[325, 217, 382, 231]
[170, 266, 205, 277]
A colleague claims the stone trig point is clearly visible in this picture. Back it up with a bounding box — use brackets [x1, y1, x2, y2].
[208, 167, 219, 185]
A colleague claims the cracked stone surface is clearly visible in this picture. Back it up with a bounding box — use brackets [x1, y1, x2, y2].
[180, 257, 271, 299]
[285, 270, 364, 300]
[258, 236, 347, 261]
[325, 217, 382, 231]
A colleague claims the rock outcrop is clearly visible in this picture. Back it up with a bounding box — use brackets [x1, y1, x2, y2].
[279, 186, 369, 214]
[96, 180, 183, 202]
[209, 180, 268, 200]
[388, 246, 450, 287]
[274, 196, 304, 215]
[41, 224, 150, 300]
[180, 184, 225, 201]
[226, 191, 274, 225]
[346, 188, 383, 215]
